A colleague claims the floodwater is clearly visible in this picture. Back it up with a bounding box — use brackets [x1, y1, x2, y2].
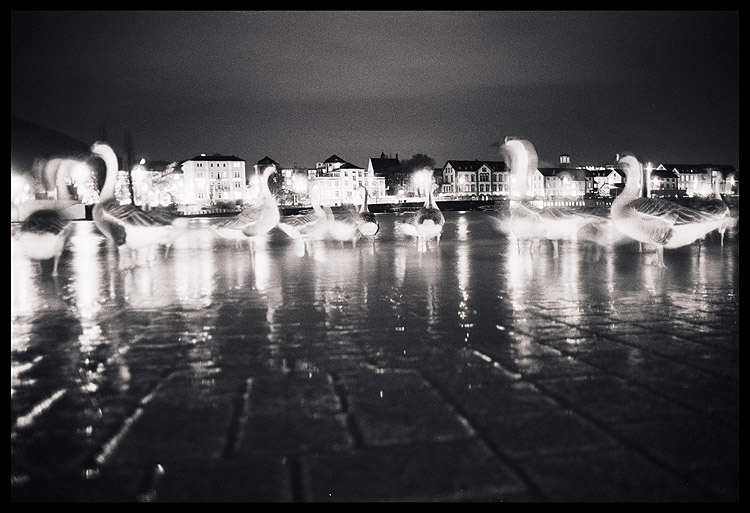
[10, 211, 739, 500]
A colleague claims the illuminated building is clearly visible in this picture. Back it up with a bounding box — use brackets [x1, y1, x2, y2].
[180, 153, 247, 206]
[656, 163, 738, 197]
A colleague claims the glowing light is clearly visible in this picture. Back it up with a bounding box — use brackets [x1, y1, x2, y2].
[413, 168, 434, 196]
[457, 174, 467, 195]
[456, 213, 469, 242]
[69, 223, 104, 320]
[10, 173, 33, 207]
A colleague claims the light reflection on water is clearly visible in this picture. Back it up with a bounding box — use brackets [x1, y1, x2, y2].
[10, 211, 739, 482]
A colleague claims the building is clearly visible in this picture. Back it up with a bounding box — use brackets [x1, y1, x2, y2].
[656, 163, 738, 197]
[477, 161, 508, 197]
[367, 152, 404, 197]
[583, 167, 625, 197]
[180, 153, 247, 206]
[441, 160, 482, 195]
[648, 168, 680, 197]
[540, 168, 588, 198]
[312, 154, 386, 206]
[315, 159, 364, 206]
[277, 162, 317, 205]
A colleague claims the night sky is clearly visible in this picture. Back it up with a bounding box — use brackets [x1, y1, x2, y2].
[11, 10, 739, 170]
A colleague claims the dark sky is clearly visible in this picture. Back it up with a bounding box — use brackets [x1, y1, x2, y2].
[11, 10, 739, 170]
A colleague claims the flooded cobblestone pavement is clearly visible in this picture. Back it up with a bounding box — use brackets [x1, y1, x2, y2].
[11, 211, 739, 502]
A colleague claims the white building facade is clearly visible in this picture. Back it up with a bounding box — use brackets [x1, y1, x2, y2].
[180, 154, 247, 206]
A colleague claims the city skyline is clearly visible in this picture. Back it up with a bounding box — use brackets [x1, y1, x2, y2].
[11, 11, 739, 170]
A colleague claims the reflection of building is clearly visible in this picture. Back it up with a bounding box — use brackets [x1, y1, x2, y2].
[181, 154, 247, 205]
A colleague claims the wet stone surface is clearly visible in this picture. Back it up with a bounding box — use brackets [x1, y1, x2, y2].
[11, 212, 739, 501]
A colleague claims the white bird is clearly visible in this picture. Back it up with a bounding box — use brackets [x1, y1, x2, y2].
[212, 166, 280, 249]
[324, 204, 361, 247]
[276, 184, 328, 254]
[14, 161, 74, 276]
[398, 174, 445, 250]
[356, 185, 379, 240]
[501, 137, 594, 257]
[612, 153, 729, 267]
[211, 213, 254, 248]
[693, 170, 737, 246]
[91, 142, 188, 269]
[240, 167, 281, 241]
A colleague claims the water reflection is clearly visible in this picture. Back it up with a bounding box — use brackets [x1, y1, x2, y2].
[10, 211, 739, 488]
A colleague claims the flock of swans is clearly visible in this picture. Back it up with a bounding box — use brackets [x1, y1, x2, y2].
[494, 137, 737, 267]
[13, 138, 738, 275]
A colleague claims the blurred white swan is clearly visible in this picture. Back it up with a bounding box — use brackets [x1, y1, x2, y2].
[692, 170, 737, 246]
[398, 173, 445, 251]
[14, 160, 76, 276]
[277, 184, 328, 255]
[500, 137, 594, 257]
[356, 185, 379, 241]
[212, 166, 280, 250]
[91, 142, 188, 269]
[612, 153, 729, 267]
[324, 203, 361, 247]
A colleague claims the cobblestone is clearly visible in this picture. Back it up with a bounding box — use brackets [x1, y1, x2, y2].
[11, 217, 739, 502]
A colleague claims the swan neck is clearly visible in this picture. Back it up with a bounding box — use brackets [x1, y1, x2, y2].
[511, 153, 529, 198]
[624, 169, 642, 199]
[92, 144, 119, 202]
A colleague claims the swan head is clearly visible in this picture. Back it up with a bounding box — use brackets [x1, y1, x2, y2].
[262, 166, 276, 180]
[617, 153, 643, 187]
[89, 142, 119, 173]
[90, 141, 117, 160]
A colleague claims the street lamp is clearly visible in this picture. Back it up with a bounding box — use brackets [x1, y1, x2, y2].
[414, 169, 432, 197]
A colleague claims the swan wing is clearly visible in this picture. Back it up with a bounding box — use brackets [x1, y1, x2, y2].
[103, 201, 172, 227]
[629, 197, 720, 225]
[21, 210, 69, 235]
[236, 202, 265, 224]
[618, 200, 674, 244]
[219, 213, 252, 230]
